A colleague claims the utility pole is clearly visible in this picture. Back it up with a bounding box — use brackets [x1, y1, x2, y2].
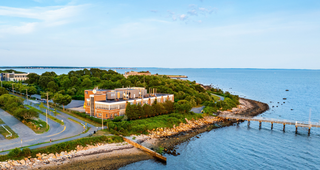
[12, 83, 14, 94]
[26, 89, 28, 101]
[102, 114, 104, 130]
[46, 92, 48, 128]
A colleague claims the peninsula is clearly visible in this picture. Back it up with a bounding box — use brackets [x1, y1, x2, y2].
[0, 68, 269, 170]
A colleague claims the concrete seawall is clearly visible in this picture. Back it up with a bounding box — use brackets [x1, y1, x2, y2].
[122, 137, 167, 163]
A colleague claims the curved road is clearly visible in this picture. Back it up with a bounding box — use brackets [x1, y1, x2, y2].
[0, 97, 97, 152]
[191, 93, 225, 114]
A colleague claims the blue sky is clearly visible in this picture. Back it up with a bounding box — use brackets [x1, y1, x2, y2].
[0, 0, 320, 69]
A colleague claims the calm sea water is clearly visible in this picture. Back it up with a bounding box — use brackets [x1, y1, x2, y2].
[12, 68, 320, 169]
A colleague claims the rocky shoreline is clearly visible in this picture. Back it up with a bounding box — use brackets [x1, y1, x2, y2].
[138, 98, 269, 155]
[0, 98, 269, 170]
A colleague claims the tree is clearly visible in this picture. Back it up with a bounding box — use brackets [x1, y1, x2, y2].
[153, 102, 165, 115]
[142, 104, 152, 117]
[27, 86, 37, 96]
[70, 76, 80, 86]
[14, 108, 39, 121]
[174, 100, 192, 113]
[38, 76, 54, 88]
[163, 100, 174, 113]
[26, 73, 40, 84]
[67, 88, 76, 96]
[60, 77, 71, 89]
[0, 87, 8, 96]
[41, 91, 54, 100]
[53, 94, 72, 111]
[41, 72, 57, 77]
[47, 81, 58, 92]
[81, 78, 92, 88]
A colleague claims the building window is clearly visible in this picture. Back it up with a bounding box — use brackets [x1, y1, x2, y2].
[99, 113, 101, 117]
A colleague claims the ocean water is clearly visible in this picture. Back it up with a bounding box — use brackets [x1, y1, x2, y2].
[120, 68, 320, 170]
[10, 68, 320, 169]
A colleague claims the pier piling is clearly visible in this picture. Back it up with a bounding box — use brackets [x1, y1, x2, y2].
[259, 121, 262, 129]
[218, 115, 320, 137]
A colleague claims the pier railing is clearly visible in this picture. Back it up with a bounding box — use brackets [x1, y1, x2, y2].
[218, 115, 320, 135]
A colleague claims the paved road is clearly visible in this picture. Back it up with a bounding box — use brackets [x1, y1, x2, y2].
[191, 106, 205, 113]
[0, 108, 36, 138]
[0, 95, 96, 151]
[212, 93, 225, 101]
[191, 94, 225, 114]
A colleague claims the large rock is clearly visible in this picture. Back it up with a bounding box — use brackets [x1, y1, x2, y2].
[12, 161, 20, 166]
[20, 159, 26, 165]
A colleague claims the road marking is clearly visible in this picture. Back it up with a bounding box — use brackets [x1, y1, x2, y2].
[46, 125, 66, 138]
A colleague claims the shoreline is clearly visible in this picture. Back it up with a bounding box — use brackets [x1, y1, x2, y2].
[0, 98, 268, 170]
[138, 98, 269, 154]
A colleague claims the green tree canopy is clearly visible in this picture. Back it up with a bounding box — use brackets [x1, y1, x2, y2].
[0, 87, 8, 96]
[53, 93, 72, 110]
[14, 108, 39, 121]
[26, 73, 40, 84]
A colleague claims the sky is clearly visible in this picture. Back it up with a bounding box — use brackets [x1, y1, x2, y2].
[0, 0, 320, 69]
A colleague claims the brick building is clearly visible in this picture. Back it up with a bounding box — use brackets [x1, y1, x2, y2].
[84, 87, 174, 119]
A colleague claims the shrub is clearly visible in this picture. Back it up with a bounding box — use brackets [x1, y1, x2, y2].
[8, 148, 21, 158]
[21, 148, 31, 157]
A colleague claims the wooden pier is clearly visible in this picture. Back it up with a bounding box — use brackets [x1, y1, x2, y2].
[218, 115, 320, 135]
[122, 137, 167, 163]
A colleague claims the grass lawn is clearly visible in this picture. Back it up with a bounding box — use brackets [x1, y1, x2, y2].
[25, 105, 64, 125]
[0, 106, 49, 134]
[0, 125, 19, 139]
[0, 118, 5, 125]
[92, 130, 111, 137]
[55, 108, 101, 127]
[107, 112, 203, 136]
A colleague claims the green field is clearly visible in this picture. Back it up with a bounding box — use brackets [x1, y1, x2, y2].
[0, 125, 19, 139]
[0, 118, 5, 125]
[25, 119, 50, 134]
[25, 105, 64, 125]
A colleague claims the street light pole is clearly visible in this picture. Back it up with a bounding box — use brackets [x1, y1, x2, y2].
[12, 83, 14, 94]
[47, 92, 50, 116]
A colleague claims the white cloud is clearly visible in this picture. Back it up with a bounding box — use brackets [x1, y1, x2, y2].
[0, 22, 37, 36]
[180, 14, 188, 21]
[0, 4, 87, 35]
[150, 10, 158, 13]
